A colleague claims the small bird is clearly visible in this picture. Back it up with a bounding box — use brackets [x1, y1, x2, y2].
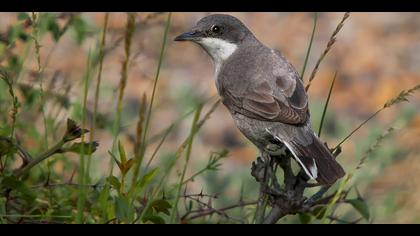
[175, 14, 345, 185]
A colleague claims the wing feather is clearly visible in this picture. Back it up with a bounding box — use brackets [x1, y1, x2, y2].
[219, 48, 309, 125]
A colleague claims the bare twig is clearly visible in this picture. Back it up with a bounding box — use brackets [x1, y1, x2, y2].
[184, 201, 257, 221]
[263, 206, 286, 224]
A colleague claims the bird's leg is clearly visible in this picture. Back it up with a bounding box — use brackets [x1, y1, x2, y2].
[251, 155, 272, 183]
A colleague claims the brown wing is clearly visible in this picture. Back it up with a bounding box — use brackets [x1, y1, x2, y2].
[217, 46, 309, 125]
[225, 78, 308, 124]
[222, 55, 309, 124]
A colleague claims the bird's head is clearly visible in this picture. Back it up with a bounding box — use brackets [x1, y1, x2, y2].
[174, 14, 256, 64]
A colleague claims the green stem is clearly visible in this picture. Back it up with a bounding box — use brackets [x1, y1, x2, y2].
[135, 100, 218, 224]
[14, 140, 65, 177]
[333, 108, 383, 150]
[31, 12, 48, 150]
[131, 12, 172, 190]
[318, 71, 337, 137]
[169, 103, 203, 223]
[91, 12, 109, 222]
[300, 12, 318, 80]
[76, 49, 93, 224]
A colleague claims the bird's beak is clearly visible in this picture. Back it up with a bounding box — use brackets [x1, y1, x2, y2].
[174, 30, 202, 42]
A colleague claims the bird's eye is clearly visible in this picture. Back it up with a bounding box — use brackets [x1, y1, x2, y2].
[211, 25, 220, 33]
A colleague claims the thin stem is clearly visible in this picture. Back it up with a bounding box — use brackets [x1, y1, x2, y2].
[131, 12, 172, 188]
[300, 12, 318, 80]
[89, 13, 109, 222]
[14, 140, 65, 177]
[169, 104, 203, 223]
[110, 13, 136, 175]
[144, 124, 174, 171]
[333, 108, 383, 150]
[90, 13, 109, 144]
[31, 12, 48, 150]
[76, 49, 93, 223]
[305, 12, 350, 92]
[0, 137, 32, 165]
[185, 201, 257, 221]
[318, 71, 337, 137]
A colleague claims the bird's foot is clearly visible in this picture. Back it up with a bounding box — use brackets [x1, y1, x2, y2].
[251, 156, 272, 183]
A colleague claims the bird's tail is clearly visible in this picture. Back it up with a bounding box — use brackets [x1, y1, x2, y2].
[284, 132, 345, 185]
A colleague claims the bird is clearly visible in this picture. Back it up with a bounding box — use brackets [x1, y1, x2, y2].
[174, 14, 345, 185]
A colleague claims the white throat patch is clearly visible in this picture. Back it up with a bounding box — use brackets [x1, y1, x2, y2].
[198, 38, 238, 73]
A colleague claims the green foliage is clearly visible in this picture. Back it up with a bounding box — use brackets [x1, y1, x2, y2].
[71, 15, 90, 44]
[347, 198, 370, 221]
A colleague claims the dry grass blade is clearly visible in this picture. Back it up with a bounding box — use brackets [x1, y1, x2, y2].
[334, 83, 420, 150]
[134, 93, 147, 158]
[118, 13, 136, 111]
[131, 93, 147, 185]
[110, 13, 136, 175]
[384, 84, 420, 108]
[0, 70, 19, 138]
[305, 12, 350, 92]
[356, 127, 394, 170]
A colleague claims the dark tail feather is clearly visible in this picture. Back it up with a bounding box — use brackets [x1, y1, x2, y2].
[287, 133, 345, 185]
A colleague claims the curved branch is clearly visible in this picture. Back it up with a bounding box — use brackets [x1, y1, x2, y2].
[0, 136, 33, 165]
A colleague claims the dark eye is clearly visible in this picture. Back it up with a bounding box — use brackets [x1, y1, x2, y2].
[211, 25, 220, 33]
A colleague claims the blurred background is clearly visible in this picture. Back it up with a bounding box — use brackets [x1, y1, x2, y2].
[0, 12, 419, 223]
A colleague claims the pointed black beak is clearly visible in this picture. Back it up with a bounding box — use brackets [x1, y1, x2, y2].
[174, 30, 202, 41]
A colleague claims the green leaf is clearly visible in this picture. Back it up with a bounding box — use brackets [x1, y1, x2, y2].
[8, 25, 24, 45]
[348, 199, 370, 220]
[71, 16, 89, 44]
[139, 167, 159, 189]
[108, 151, 123, 171]
[106, 176, 121, 191]
[298, 212, 312, 224]
[48, 18, 61, 42]
[142, 215, 165, 224]
[65, 141, 99, 155]
[115, 196, 134, 222]
[151, 199, 172, 216]
[98, 184, 110, 211]
[118, 141, 127, 164]
[17, 12, 30, 21]
[0, 139, 16, 157]
[1, 176, 36, 204]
